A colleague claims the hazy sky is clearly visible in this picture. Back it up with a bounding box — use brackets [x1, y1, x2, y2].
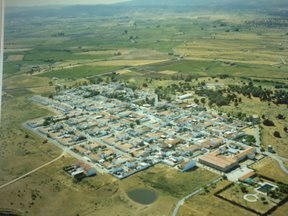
[6, 0, 131, 7]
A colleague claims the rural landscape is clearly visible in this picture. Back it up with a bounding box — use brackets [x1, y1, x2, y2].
[1, 0, 288, 215]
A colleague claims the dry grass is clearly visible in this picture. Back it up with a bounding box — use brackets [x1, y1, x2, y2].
[88, 59, 169, 67]
[272, 203, 288, 216]
[158, 70, 178, 75]
[250, 157, 288, 184]
[178, 180, 256, 216]
[7, 55, 24, 62]
[220, 184, 275, 214]
[221, 96, 288, 158]
[136, 164, 219, 198]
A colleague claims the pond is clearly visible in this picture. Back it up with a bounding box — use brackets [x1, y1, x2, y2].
[257, 184, 275, 193]
[127, 188, 157, 205]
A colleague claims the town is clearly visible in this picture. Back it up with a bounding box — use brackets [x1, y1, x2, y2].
[26, 82, 261, 181]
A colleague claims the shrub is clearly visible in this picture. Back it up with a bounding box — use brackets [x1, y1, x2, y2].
[263, 119, 275, 126]
[273, 131, 281, 138]
[277, 114, 285, 120]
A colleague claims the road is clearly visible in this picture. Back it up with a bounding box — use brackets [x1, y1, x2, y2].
[254, 125, 288, 175]
[255, 125, 261, 147]
[172, 177, 222, 216]
[0, 151, 64, 190]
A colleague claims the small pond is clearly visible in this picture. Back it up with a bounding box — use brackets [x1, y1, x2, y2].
[127, 188, 157, 205]
[257, 184, 274, 193]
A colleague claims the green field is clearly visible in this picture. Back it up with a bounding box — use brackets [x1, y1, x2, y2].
[39, 65, 122, 79]
[137, 164, 218, 198]
[144, 59, 288, 79]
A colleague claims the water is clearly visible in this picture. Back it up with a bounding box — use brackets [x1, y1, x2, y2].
[127, 188, 157, 205]
[257, 184, 274, 193]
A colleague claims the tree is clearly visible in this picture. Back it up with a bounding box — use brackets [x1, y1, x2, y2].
[277, 114, 285, 120]
[55, 86, 61, 92]
[263, 119, 275, 126]
[200, 98, 206, 104]
[273, 131, 281, 138]
[239, 184, 248, 193]
[136, 119, 141, 125]
[143, 83, 148, 88]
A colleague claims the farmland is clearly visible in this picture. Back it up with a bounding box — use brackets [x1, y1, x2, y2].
[1, 1, 288, 216]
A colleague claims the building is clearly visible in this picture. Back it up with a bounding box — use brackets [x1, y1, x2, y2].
[178, 94, 193, 100]
[199, 154, 238, 172]
[79, 162, 97, 177]
[199, 144, 256, 172]
[179, 160, 197, 172]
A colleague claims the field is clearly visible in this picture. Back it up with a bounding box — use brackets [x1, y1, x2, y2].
[39, 65, 122, 79]
[1, 3, 288, 216]
[136, 164, 218, 198]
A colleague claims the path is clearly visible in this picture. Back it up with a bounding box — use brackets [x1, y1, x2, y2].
[264, 152, 288, 175]
[0, 151, 64, 190]
[254, 125, 288, 175]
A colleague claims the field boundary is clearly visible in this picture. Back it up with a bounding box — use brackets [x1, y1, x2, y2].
[214, 175, 288, 216]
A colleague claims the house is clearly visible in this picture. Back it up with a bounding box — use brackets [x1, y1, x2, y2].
[79, 162, 97, 177]
[179, 160, 197, 172]
[74, 145, 88, 155]
[178, 94, 193, 100]
[238, 171, 256, 184]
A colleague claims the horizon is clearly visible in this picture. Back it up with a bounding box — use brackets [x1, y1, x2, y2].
[6, 0, 131, 7]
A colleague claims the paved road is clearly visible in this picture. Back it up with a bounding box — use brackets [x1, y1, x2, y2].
[172, 177, 222, 216]
[0, 152, 64, 190]
[255, 125, 261, 147]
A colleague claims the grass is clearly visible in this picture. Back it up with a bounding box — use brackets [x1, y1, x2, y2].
[137, 164, 219, 198]
[23, 49, 112, 62]
[250, 157, 288, 184]
[220, 183, 275, 214]
[38, 65, 122, 79]
[147, 59, 288, 79]
[272, 203, 288, 216]
[219, 95, 288, 158]
[179, 180, 255, 216]
[3, 62, 22, 77]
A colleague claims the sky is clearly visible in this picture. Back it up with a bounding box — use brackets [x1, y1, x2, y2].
[6, 0, 131, 7]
